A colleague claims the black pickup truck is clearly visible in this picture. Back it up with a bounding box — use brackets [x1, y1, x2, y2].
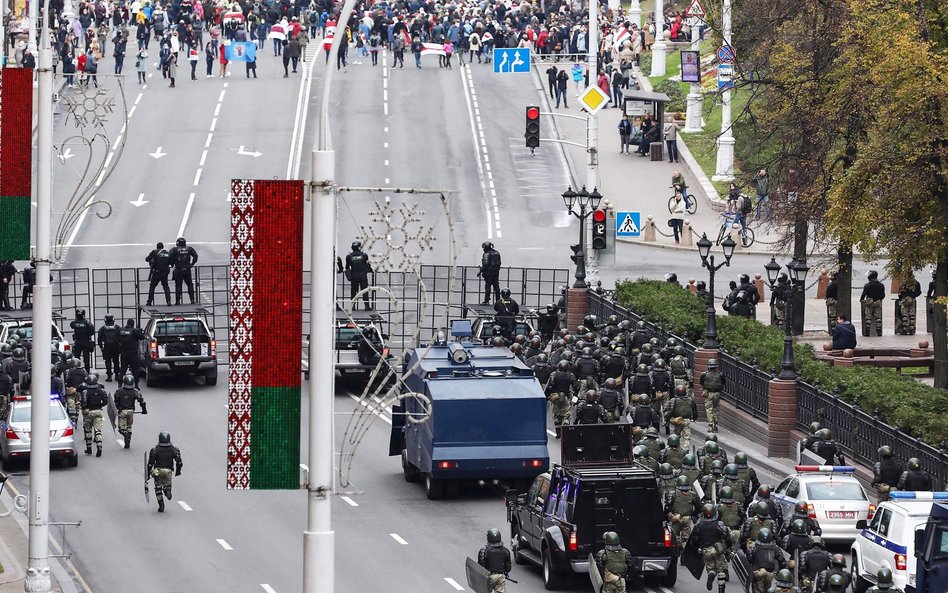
[140, 306, 218, 387]
[505, 424, 678, 590]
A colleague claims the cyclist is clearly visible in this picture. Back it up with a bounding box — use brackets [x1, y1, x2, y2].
[672, 171, 692, 211]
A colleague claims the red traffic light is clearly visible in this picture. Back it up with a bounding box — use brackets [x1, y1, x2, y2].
[593, 209, 606, 222]
[526, 107, 540, 120]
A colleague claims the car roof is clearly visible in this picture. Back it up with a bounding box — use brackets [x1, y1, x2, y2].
[881, 500, 938, 517]
[794, 472, 861, 484]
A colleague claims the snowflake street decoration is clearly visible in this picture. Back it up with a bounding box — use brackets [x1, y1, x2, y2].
[62, 85, 116, 129]
[358, 198, 437, 272]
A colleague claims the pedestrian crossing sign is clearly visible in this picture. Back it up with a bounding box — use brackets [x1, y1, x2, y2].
[615, 211, 641, 238]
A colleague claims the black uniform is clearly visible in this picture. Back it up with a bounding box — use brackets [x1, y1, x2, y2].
[479, 246, 502, 304]
[860, 278, 886, 302]
[873, 458, 903, 490]
[536, 307, 559, 342]
[70, 315, 96, 371]
[97, 321, 122, 380]
[477, 542, 511, 578]
[575, 399, 604, 424]
[532, 362, 552, 387]
[813, 439, 845, 465]
[493, 297, 520, 339]
[0, 260, 15, 310]
[897, 468, 933, 491]
[19, 264, 35, 309]
[117, 321, 145, 387]
[170, 242, 199, 304]
[145, 246, 173, 306]
[345, 248, 373, 310]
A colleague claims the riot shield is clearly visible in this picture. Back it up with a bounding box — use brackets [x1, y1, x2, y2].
[731, 549, 752, 593]
[464, 557, 490, 593]
[588, 553, 603, 593]
[143, 451, 150, 503]
[681, 533, 704, 580]
[106, 391, 118, 437]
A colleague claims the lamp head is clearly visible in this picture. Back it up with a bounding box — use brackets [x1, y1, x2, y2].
[696, 233, 712, 262]
[765, 256, 781, 286]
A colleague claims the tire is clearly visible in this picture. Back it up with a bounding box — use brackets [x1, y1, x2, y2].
[145, 369, 157, 388]
[511, 523, 528, 565]
[67, 454, 79, 468]
[659, 556, 678, 587]
[443, 479, 459, 499]
[424, 474, 444, 500]
[401, 450, 420, 483]
[851, 553, 869, 593]
[667, 196, 676, 214]
[204, 372, 218, 386]
[741, 227, 755, 248]
[685, 195, 697, 214]
[542, 545, 564, 590]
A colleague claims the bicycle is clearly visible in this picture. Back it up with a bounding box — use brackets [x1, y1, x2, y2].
[667, 185, 697, 215]
[716, 211, 755, 248]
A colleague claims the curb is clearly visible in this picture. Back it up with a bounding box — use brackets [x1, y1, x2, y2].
[689, 422, 794, 481]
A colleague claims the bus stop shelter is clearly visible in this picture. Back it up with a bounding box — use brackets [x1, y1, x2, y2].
[621, 89, 671, 123]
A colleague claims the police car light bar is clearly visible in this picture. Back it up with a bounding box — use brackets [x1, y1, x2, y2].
[12, 394, 62, 401]
[794, 465, 856, 473]
[889, 491, 948, 500]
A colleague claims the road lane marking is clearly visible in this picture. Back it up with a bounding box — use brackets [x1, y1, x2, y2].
[459, 64, 498, 239]
[177, 192, 196, 237]
[444, 577, 465, 590]
[340, 496, 359, 507]
[200, 150, 208, 166]
[193, 168, 202, 186]
[287, 59, 313, 179]
[389, 533, 408, 545]
[135, 93, 143, 105]
[216, 539, 233, 550]
[177, 501, 193, 511]
[261, 585, 277, 593]
[205, 133, 213, 148]
[218, 90, 226, 102]
[384, 160, 389, 166]
[127, 105, 136, 118]
[214, 103, 221, 116]
[210, 117, 217, 132]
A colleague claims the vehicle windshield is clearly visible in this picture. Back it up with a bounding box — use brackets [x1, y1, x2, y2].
[11, 325, 61, 340]
[155, 321, 205, 335]
[805, 481, 867, 501]
[11, 402, 68, 423]
[336, 326, 378, 346]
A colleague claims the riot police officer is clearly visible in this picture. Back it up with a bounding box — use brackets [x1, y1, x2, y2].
[145, 242, 173, 306]
[535, 303, 559, 343]
[822, 573, 849, 593]
[699, 460, 726, 502]
[867, 568, 902, 592]
[633, 444, 659, 474]
[695, 280, 710, 306]
[781, 519, 811, 559]
[825, 273, 839, 331]
[640, 426, 665, 459]
[800, 422, 823, 452]
[357, 327, 383, 366]
[814, 554, 851, 593]
[897, 273, 922, 334]
[169, 238, 199, 305]
[64, 358, 86, 425]
[752, 485, 785, 528]
[771, 568, 800, 593]
[860, 270, 886, 336]
[779, 499, 822, 539]
[478, 528, 512, 593]
[630, 363, 653, 401]
[629, 320, 650, 351]
[19, 261, 35, 310]
[700, 358, 724, 432]
[575, 390, 604, 425]
[747, 528, 786, 593]
[70, 308, 95, 371]
[80, 373, 108, 457]
[601, 347, 627, 386]
[598, 378, 625, 423]
[532, 353, 552, 386]
[629, 393, 655, 439]
[741, 501, 778, 553]
[771, 273, 791, 328]
[114, 374, 147, 448]
[658, 463, 679, 499]
[872, 445, 903, 498]
[147, 431, 183, 513]
[681, 453, 701, 486]
[666, 475, 701, 545]
[897, 457, 933, 491]
[479, 242, 502, 305]
[721, 463, 747, 507]
[799, 537, 832, 591]
[715, 485, 746, 550]
[688, 504, 733, 593]
[574, 347, 600, 392]
[523, 336, 543, 362]
[493, 288, 519, 339]
[659, 433, 686, 469]
[811, 428, 845, 465]
[345, 241, 373, 310]
[699, 441, 728, 475]
[117, 320, 145, 388]
[595, 531, 634, 593]
[97, 314, 122, 381]
[546, 360, 576, 429]
[665, 384, 697, 448]
[649, 359, 672, 430]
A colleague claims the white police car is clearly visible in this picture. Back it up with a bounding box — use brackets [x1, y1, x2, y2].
[851, 491, 948, 593]
[771, 466, 875, 543]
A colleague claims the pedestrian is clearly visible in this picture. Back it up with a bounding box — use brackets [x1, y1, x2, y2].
[288, 34, 301, 72]
[203, 41, 214, 76]
[478, 241, 502, 304]
[170, 237, 198, 304]
[595, 531, 634, 593]
[96, 314, 122, 381]
[597, 69, 610, 101]
[80, 372, 108, 457]
[188, 45, 198, 79]
[611, 66, 623, 107]
[246, 50, 257, 78]
[571, 62, 583, 95]
[368, 30, 381, 65]
[282, 39, 291, 76]
[147, 431, 183, 513]
[135, 48, 147, 83]
[754, 168, 771, 221]
[167, 51, 177, 86]
[669, 193, 685, 243]
[117, 319, 145, 386]
[546, 64, 558, 99]
[410, 36, 422, 69]
[618, 114, 632, 154]
[344, 240, 373, 310]
[218, 40, 228, 77]
[85, 48, 99, 86]
[114, 375, 147, 449]
[477, 528, 511, 593]
[392, 33, 404, 68]
[337, 33, 348, 71]
[664, 116, 679, 163]
[70, 308, 95, 371]
[468, 29, 481, 63]
[113, 31, 127, 74]
[555, 67, 569, 108]
[831, 314, 856, 349]
[443, 39, 453, 69]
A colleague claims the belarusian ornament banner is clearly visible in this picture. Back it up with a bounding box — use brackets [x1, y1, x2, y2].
[228, 179, 304, 489]
[0, 68, 33, 260]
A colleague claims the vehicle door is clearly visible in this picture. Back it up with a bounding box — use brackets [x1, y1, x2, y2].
[617, 479, 665, 554]
[524, 475, 550, 549]
[862, 507, 893, 577]
[772, 476, 798, 521]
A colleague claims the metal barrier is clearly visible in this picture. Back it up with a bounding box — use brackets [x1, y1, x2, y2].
[718, 352, 771, 422]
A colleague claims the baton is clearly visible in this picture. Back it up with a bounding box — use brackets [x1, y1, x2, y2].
[505, 576, 518, 584]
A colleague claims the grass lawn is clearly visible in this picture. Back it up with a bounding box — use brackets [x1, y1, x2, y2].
[680, 87, 750, 197]
[646, 39, 713, 88]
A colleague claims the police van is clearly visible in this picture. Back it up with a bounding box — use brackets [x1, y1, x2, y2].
[850, 491, 948, 592]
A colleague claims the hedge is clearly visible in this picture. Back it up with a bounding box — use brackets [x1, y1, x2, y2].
[614, 279, 948, 444]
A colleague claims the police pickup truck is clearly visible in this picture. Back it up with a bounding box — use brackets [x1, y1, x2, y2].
[301, 310, 392, 384]
[505, 423, 678, 590]
[465, 304, 536, 342]
[140, 306, 218, 387]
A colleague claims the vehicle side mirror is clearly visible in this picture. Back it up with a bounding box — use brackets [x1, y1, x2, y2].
[855, 519, 867, 530]
[915, 529, 926, 556]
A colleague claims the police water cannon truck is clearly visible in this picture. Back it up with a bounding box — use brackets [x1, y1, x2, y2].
[389, 320, 549, 500]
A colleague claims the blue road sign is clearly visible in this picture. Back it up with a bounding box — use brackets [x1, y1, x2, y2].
[717, 45, 736, 63]
[615, 212, 641, 238]
[717, 63, 734, 89]
[492, 48, 531, 74]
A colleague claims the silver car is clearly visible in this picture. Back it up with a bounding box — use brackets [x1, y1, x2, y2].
[0, 398, 78, 469]
[771, 465, 874, 543]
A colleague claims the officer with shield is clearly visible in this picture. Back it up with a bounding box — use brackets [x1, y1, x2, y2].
[476, 528, 511, 593]
[594, 531, 634, 593]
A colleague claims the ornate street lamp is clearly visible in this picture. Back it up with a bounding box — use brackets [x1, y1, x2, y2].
[697, 233, 736, 349]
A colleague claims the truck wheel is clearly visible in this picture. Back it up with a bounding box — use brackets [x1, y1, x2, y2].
[145, 370, 157, 388]
[67, 454, 79, 468]
[851, 553, 869, 593]
[443, 480, 459, 499]
[658, 556, 678, 587]
[511, 524, 528, 565]
[204, 372, 218, 386]
[541, 546, 563, 590]
[424, 474, 444, 500]
[401, 450, 420, 483]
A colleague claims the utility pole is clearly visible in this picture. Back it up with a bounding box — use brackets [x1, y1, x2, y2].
[683, 19, 703, 132]
[586, 0, 600, 285]
[712, 0, 735, 181]
[650, 0, 666, 76]
[629, 0, 642, 27]
[26, 11, 53, 593]
[27, 0, 37, 54]
[303, 0, 357, 591]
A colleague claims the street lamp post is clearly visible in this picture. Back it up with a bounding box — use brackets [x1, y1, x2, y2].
[697, 233, 736, 349]
[712, 0, 735, 181]
[765, 256, 809, 380]
[564, 186, 602, 289]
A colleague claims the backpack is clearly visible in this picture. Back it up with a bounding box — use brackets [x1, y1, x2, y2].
[369, 35, 379, 47]
[740, 195, 753, 215]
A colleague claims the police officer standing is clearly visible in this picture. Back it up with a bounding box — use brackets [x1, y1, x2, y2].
[114, 375, 147, 448]
[700, 359, 724, 433]
[688, 504, 733, 593]
[535, 304, 560, 343]
[70, 308, 95, 371]
[145, 242, 173, 306]
[872, 445, 903, 499]
[897, 457, 933, 491]
[117, 319, 145, 388]
[0, 260, 15, 310]
[479, 241, 502, 304]
[345, 241, 373, 310]
[747, 528, 787, 593]
[19, 261, 36, 310]
[825, 272, 839, 331]
[477, 528, 511, 593]
[861, 270, 886, 336]
[147, 431, 183, 513]
[97, 314, 122, 381]
[169, 237, 199, 305]
[493, 288, 519, 339]
[771, 273, 791, 328]
[80, 373, 108, 457]
[897, 273, 922, 334]
[595, 531, 634, 593]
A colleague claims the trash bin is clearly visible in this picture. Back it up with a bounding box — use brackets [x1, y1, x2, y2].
[650, 142, 663, 161]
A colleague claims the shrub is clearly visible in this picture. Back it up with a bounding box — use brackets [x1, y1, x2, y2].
[654, 79, 687, 112]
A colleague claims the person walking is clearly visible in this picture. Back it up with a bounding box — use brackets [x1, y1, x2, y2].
[167, 51, 177, 86]
[188, 45, 198, 79]
[135, 48, 147, 83]
[114, 375, 146, 449]
[618, 114, 632, 154]
[477, 528, 512, 592]
[147, 432, 183, 513]
[410, 36, 422, 69]
[546, 64, 558, 99]
[664, 116, 680, 163]
[218, 41, 228, 77]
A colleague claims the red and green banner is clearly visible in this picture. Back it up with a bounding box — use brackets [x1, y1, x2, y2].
[228, 179, 304, 489]
[0, 68, 33, 260]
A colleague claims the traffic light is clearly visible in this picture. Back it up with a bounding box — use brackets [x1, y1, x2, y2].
[525, 106, 540, 150]
[592, 209, 607, 250]
[570, 244, 582, 264]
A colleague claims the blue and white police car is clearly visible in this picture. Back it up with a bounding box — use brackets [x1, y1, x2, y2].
[771, 466, 875, 543]
[851, 491, 948, 593]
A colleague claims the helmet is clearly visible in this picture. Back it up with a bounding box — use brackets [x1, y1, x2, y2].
[349, 240, 363, 251]
[581, 347, 593, 357]
[599, 336, 610, 348]
[777, 272, 789, 284]
[666, 338, 678, 349]
[876, 568, 893, 587]
[75, 308, 86, 318]
[0, 344, 9, 356]
[481, 241, 493, 250]
[879, 445, 893, 458]
[794, 500, 809, 515]
[683, 453, 697, 468]
[546, 303, 555, 313]
[659, 463, 674, 478]
[667, 434, 681, 447]
[674, 385, 687, 397]
[724, 463, 739, 479]
[719, 486, 734, 502]
[619, 320, 631, 331]
[529, 337, 541, 349]
[500, 288, 511, 299]
[701, 504, 716, 519]
[827, 574, 846, 590]
[576, 325, 588, 335]
[710, 460, 724, 475]
[176, 237, 186, 247]
[607, 315, 618, 326]
[755, 501, 770, 518]
[561, 351, 574, 363]
[649, 337, 659, 347]
[665, 273, 678, 283]
[868, 270, 879, 281]
[705, 432, 719, 443]
[536, 353, 548, 365]
[775, 569, 794, 587]
[585, 390, 597, 402]
[614, 347, 626, 357]
[645, 426, 659, 439]
[641, 344, 653, 354]
[71, 358, 82, 368]
[817, 428, 832, 441]
[85, 374, 98, 385]
[756, 527, 773, 543]
[491, 337, 505, 347]
[676, 475, 690, 490]
[122, 374, 135, 387]
[637, 394, 650, 405]
[633, 445, 649, 459]
[734, 452, 748, 467]
[810, 536, 825, 549]
[654, 359, 666, 369]
[515, 334, 527, 345]
[12, 347, 25, 361]
[158, 431, 171, 444]
[14, 328, 28, 339]
[604, 378, 617, 390]
[583, 314, 597, 328]
[509, 343, 522, 354]
[696, 280, 706, 290]
[636, 363, 647, 374]
[708, 358, 718, 367]
[704, 441, 720, 455]
[908, 457, 921, 471]
[636, 321, 646, 330]
[487, 528, 502, 543]
[809, 421, 822, 433]
[790, 519, 807, 535]
[556, 360, 570, 372]
[105, 314, 114, 324]
[830, 553, 846, 568]
[739, 273, 750, 284]
[603, 531, 621, 550]
[584, 332, 596, 343]
[757, 485, 771, 499]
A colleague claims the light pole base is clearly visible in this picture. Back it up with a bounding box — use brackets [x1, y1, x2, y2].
[566, 288, 590, 332]
[649, 41, 667, 77]
[684, 87, 703, 132]
[24, 567, 51, 593]
[629, 1, 642, 27]
[712, 134, 736, 182]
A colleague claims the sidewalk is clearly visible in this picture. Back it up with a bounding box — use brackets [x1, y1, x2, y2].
[0, 483, 65, 593]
